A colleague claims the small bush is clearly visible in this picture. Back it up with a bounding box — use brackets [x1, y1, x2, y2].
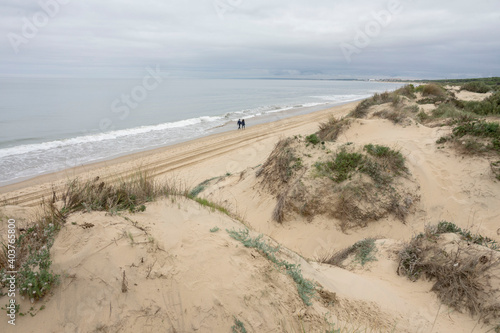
[317, 117, 350, 141]
[188, 176, 218, 197]
[306, 133, 320, 145]
[452, 121, 500, 140]
[326, 150, 364, 182]
[436, 136, 448, 144]
[463, 92, 500, 115]
[398, 223, 500, 321]
[462, 81, 491, 93]
[491, 161, 500, 181]
[432, 103, 468, 119]
[232, 317, 247, 333]
[395, 84, 417, 99]
[403, 104, 419, 113]
[419, 84, 446, 98]
[363, 144, 407, 175]
[417, 111, 430, 122]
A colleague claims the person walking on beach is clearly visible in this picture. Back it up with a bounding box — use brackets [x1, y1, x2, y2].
[241, 119, 246, 129]
[237, 119, 241, 130]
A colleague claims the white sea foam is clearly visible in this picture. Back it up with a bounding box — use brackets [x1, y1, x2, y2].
[0, 115, 223, 158]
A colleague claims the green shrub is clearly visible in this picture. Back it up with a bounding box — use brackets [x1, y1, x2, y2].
[452, 121, 500, 139]
[419, 84, 446, 97]
[463, 92, 500, 115]
[462, 81, 491, 93]
[417, 111, 429, 122]
[395, 84, 416, 99]
[363, 144, 407, 175]
[436, 136, 448, 144]
[232, 317, 247, 333]
[306, 133, 320, 145]
[327, 150, 364, 182]
[353, 239, 378, 266]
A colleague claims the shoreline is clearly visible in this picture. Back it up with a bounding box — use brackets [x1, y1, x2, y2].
[0, 98, 364, 188]
[0, 100, 359, 203]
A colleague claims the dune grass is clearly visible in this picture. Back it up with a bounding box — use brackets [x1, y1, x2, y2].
[0, 171, 216, 314]
[398, 222, 500, 322]
[226, 228, 316, 306]
[317, 117, 351, 142]
[321, 238, 378, 267]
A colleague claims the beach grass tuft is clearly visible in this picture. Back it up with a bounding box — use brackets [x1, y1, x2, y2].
[398, 222, 500, 322]
[227, 228, 316, 306]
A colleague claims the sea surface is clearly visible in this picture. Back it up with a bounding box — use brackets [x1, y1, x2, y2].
[0, 78, 404, 185]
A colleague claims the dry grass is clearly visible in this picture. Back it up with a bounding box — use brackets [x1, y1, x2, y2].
[61, 172, 183, 214]
[317, 117, 351, 141]
[321, 238, 378, 267]
[398, 225, 500, 323]
[272, 192, 287, 223]
[256, 138, 302, 192]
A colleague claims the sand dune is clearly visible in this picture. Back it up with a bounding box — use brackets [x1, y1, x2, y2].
[1, 90, 500, 332]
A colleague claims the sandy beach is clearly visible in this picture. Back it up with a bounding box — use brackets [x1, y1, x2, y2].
[1, 88, 500, 332]
[0, 101, 356, 206]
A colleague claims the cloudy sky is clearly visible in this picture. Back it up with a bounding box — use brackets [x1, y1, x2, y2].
[1, 0, 499, 79]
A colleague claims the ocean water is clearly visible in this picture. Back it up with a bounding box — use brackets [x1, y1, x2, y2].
[0, 78, 403, 185]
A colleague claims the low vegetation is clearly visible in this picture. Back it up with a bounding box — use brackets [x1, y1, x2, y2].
[462, 81, 491, 93]
[306, 133, 320, 145]
[317, 117, 351, 142]
[315, 144, 408, 185]
[321, 238, 378, 267]
[256, 137, 303, 192]
[0, 171, 242, 315]
[226, 229, 316, 306]
[231, 317, 247, 333]
[258, 137, 418, 230]
[437, 120, 500, 155]
[462, 92, 500, 115]
[349, 91, 403, 118]
[398, 222, 500, 323]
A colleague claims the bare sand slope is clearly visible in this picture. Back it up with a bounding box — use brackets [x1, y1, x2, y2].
[0, 198, 491, 333]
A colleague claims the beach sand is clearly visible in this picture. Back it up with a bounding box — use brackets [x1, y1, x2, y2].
[0, 101, 356, 206]
[1, 94, 500, 332]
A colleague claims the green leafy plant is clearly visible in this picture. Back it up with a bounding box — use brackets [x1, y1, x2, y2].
[232, 317, 247, 333]
[326, 150, 364, 183]
[306, 133, 320, 145]
[461, 81, 491, 93]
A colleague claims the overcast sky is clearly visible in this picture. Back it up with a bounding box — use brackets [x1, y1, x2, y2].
[1, 0, 499, 79]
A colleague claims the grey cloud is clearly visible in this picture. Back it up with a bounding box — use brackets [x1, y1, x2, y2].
[0, 0, 499, 78]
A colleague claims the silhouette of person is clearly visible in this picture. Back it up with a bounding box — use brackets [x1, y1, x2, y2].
[237, 119, 241, 130]
[241, 119, 245, 129]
